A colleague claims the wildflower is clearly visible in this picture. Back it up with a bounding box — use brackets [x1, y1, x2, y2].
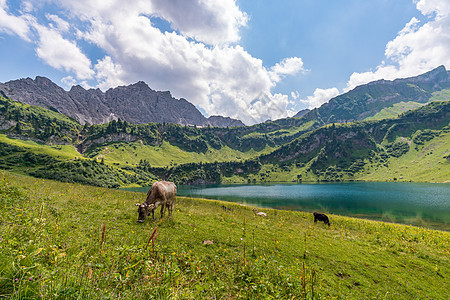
[29, 277, 33, 281]
[14, 278, 18, 282]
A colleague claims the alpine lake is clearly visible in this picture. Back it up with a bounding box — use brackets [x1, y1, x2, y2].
[127, 182, 450, 231]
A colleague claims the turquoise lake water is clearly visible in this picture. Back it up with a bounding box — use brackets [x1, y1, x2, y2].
[128, 182, 450, 231]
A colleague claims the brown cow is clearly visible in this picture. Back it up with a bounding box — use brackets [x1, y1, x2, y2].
[135, 181, 177, 222]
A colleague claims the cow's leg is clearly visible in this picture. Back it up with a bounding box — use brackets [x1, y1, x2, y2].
[160, 204, 165, 218]
[168, 203, 173, 218]
[151, 209, 155, 220]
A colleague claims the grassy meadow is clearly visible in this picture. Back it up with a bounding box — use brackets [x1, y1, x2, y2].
[0, 135, 82, 162]
[89, 141, 274, 168]
[360, 130, 450, 183]
[364, 102, 425, 121]
[1, 171, 449, 299]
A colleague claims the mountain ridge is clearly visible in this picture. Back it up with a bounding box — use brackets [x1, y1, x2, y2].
[1, 66, 449, 130]
[0, 77, 245, 128]
[297, 65, 450, 125]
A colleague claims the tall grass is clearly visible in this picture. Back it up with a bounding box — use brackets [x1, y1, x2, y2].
[0, 171, 449, 299]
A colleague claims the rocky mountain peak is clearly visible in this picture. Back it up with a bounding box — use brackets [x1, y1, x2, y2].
[0, 76, 244, 127]
[69, 85, 85, 93]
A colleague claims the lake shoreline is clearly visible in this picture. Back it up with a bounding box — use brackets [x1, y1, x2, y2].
[175, 182, 450, 232]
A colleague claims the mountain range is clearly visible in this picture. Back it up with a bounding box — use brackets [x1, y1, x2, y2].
[0, 66, 449, 186]
[2, 66, 449, 130]
[0, 77, 244, 127]
[301, 65, 450, 124]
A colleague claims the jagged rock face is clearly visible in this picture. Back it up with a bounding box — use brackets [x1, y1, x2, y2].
[207, 115, 245, 127]
[0, 78, 243, 127]
[102, 81, 209, 126]
[0, 77, 79, 116]
[68, 85, 114, 125]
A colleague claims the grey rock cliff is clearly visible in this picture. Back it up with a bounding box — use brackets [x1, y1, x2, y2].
[0, 78, 244, 127]
[207, 115, 245, 127]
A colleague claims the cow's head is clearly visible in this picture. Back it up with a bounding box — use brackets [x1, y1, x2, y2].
[135, 203, 155, 223]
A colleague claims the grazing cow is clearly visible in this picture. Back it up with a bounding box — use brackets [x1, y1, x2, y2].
[313, 212, 330, 226]
[135, 181, 177, 222]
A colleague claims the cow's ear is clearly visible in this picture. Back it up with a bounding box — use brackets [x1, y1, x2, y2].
[135, 203, 141, 206]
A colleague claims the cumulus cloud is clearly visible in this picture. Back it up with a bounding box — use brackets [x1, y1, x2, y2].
[0, 0, 304, 124]
[61, 75, 76, 88]
[299, 88, 340, 109]
[269, 57, 306, 83]
[32, 22, 94, 79]
[150, 0, 249, 44]
[346, 0, 450, 91]
[58, 0, 303, 124]
[0, 1, 31, 41]
[94, 56, 126, 90]
[46, 13, 70, 33]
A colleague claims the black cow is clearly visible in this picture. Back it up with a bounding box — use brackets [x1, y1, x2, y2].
[313, 212, 330, 226]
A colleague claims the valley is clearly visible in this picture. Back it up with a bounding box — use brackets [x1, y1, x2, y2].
[0, 65, 449, 300]
[0, 73, 449, 187]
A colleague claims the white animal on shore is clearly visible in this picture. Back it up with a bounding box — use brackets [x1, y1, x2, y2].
[252, 208, 267, 217]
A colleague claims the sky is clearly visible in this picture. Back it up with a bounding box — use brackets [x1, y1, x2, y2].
[0, 0, 449, 125]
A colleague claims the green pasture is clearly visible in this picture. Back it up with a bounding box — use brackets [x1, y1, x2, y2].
[0, 135, 82, 161]
[0, 171, 448, 299]
[90, 141, 274, 167]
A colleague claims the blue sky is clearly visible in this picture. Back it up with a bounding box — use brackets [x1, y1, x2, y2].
[0, 0, 449, 124]
[238, 0, 425, 95]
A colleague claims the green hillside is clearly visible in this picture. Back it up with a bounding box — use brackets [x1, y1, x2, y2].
[364, 101, 425, 121]
[0, 95, 81, 144]
[1, 89, 449, 187]
[303, 66, 450, 125]
[87, 141, 274, 168]
[1, 172, 449, 299]
[257, 101, 450, 183]
[430, 88, 450, 101]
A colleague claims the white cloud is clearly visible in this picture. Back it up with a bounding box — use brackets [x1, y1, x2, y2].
[346, 0, 450, 91]
[54, 0, 303, 124]
[0, 0, 304, 124]
[94, 56, 125, 90]
[269, 57, 305, 83]
[0, 1, 31, 41]
[416, 0, 450, 18]
[247, 92, 296, 122]
[32, 22, 94, 80]
[299, 87, 340, 109]
[20, 1, 34, 13]
[291, 91, 300, 100]
[61, 75, 76, 88]
[46, 13, 70, 33]
[150, 0, 248, 44]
